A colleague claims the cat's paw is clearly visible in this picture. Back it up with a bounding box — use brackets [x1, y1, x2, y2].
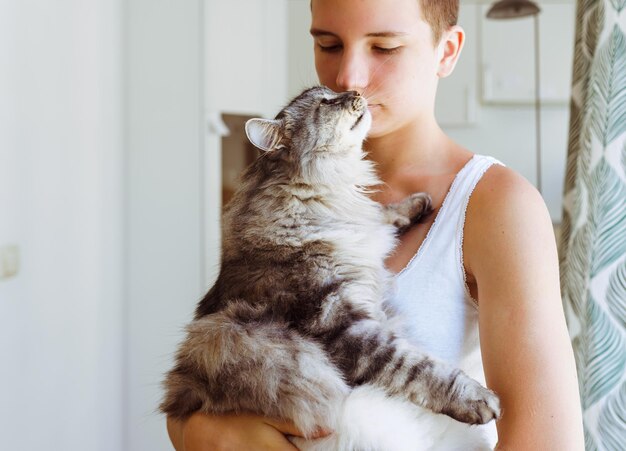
[405, 192, 433, 223]
[386, 192, 433, 234]
[443, 377, 501, 425]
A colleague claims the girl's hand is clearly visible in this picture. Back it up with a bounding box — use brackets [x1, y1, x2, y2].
[167, 412, 329, 451]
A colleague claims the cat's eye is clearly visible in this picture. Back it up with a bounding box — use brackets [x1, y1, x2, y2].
[319, 98, 338, 106]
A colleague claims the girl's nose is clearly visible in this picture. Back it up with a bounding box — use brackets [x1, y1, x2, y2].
[335, 50, 369, 93]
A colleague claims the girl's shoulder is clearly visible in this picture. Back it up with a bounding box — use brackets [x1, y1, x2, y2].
[462, 162, 555, 276]
[467, 162, 546, 223]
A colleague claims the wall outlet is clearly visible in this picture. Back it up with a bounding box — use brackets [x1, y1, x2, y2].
[0, 245, 19, 280]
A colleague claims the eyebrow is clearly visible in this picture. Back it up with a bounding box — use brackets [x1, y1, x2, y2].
[310, 29, 408, 38]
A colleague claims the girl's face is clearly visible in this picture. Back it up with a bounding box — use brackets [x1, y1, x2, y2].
[311, 0, 443, 138]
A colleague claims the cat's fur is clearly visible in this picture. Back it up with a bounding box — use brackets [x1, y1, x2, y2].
[161, 87, 500, 450]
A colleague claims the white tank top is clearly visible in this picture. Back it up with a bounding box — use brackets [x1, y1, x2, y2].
[387, 154, 504, 449]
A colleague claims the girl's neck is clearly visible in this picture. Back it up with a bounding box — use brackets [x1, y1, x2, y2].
[364, 115, 453, 180]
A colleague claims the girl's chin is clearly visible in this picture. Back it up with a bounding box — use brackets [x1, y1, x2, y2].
[365, 120, 389, 139]
[365, 106, 384, 137]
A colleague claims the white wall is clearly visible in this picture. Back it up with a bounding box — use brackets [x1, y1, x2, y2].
[0, 1, 124, 450]
[1, 0, 206, 449]
[126, 0, 205, 450]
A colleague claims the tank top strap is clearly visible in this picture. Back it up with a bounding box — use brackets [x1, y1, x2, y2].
[439, 155, 505, 301]
[436, 154, 504, 266]
[397, 154, 504, 279]
[439, 154, 505, 229]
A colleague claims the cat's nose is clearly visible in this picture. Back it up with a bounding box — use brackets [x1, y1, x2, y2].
[343, 90, 362, 106]
[350, 94, 367, 112]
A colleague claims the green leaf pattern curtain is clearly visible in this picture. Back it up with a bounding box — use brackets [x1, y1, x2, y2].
[560, 0, 626, 449]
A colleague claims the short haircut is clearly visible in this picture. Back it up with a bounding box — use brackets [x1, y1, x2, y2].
[309, 1, 459, 45]
[420, 0, 459, 44]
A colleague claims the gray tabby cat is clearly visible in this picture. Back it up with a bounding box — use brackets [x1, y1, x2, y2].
[160, 86, 500, 448]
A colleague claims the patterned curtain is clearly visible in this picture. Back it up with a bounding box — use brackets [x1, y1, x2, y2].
[560, 0, 626, 450]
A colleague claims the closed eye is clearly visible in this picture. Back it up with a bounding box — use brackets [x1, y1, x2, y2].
[317, 43, 342, 53]
[374, 46, 401, 55]
[319, 97, 342, 106]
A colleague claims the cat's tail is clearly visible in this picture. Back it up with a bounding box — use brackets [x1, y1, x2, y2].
[160, 301, 350, 437]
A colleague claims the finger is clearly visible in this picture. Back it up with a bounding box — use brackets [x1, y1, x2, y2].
[257, 424, 302, 451]
[271, 437, 300, 451]
[263, 418, 305, 437]
[263, 418, 332, 439]
[308, 427, 333, 439]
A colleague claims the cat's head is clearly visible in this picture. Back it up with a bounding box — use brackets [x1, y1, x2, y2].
[244, 86, 371, 179]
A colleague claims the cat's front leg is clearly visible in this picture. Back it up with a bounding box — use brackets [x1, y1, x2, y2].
[325, 319, 500, 425]
[382, 192, 433, 235]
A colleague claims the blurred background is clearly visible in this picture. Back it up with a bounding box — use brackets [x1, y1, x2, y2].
[0, 0, 576, 449]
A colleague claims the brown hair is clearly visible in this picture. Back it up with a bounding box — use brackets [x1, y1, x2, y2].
[420, 0, 459, 44]
[310, 1, 459, 45]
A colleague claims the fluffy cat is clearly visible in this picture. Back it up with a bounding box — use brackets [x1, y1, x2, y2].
[161, 86, 500, 450]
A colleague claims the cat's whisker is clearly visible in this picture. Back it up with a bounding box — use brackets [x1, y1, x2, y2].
[361, 81, 386, 106]
[362, 54, 395, 99]
[367, 95, 413, 111]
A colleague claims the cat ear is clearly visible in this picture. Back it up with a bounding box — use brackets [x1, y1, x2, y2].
[245, 118, 282, 152]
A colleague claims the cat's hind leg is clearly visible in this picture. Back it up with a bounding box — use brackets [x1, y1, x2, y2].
[160, 302, 349, 437]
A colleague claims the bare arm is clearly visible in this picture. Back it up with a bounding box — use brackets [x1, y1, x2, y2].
[464, 167, 584, 450]
[167, 415, 185, 450]
[166, 412, 308, 451]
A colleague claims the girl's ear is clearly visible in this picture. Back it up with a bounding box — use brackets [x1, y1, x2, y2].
[245, 119, 282, 151]
[437, 25, 465, 78]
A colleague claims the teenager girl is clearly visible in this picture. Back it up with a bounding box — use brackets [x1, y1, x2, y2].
[167, 1, 584, 449]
